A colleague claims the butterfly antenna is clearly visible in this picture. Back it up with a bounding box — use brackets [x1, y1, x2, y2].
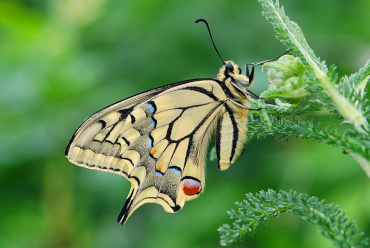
[195, 18, 224, 64]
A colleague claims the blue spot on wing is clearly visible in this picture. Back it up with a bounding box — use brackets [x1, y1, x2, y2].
[169, 166, 182, 174]
[147, 136, 153, 147]
[149, 153, 155, 161]
[155, 170, 164, 176]
[150, 118, 156, 128]
[147, 102, 156, 114]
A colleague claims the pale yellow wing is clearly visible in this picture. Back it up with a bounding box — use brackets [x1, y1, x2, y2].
[65, 79, 233, 224]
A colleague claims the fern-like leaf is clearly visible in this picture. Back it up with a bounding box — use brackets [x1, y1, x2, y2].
[218, 190, 369, 247]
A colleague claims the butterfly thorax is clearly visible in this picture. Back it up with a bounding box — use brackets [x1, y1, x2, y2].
[217, 60, 250, 109]
[217, 60, 250, 86]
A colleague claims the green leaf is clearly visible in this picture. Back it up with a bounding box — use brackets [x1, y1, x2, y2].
[258, 0, 369, 135]
[254, 0, 370, 176]
[218, 190, 369, 247]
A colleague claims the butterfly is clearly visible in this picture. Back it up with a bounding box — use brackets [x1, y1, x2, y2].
[65, 18, 287, 224]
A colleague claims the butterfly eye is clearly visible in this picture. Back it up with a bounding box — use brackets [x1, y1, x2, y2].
[225, 62, 234, 71]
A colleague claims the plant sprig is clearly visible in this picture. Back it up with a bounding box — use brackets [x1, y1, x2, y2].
[218, 2, 369, 247]
[218, 190, 369, 248]
[246, 116, 369, 160]
[250, 0, 370, 176]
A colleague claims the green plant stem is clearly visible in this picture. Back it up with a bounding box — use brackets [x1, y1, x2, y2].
[258, 0, 370, 176]
[319, 75, 368, 134]
[257, 99, 272, 130]
[350, 153, 370, 177]
[264, 0, 368, 134]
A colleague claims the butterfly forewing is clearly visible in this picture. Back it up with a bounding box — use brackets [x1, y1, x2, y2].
[65, 78, 248, 224]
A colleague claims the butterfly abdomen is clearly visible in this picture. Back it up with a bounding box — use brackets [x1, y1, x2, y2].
[216, 102, 248, 171]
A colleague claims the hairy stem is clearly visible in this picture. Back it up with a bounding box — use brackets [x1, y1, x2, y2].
[263, 0, 368, 134]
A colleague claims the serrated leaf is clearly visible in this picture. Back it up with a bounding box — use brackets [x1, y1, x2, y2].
[219, 190, 369, 247]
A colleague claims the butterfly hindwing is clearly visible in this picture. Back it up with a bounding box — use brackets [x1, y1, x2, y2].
[65, 79, 236, 224]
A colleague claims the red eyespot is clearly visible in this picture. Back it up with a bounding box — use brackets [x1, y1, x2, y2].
[182, 178, 201, 195]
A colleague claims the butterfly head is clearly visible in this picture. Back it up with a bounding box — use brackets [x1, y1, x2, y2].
[218, 60, 251, 88]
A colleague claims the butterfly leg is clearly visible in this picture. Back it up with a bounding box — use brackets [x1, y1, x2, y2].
[248, 107, 265, 111]
[245, 49, 291, 84]
[245, 89, 276, 105]
[240, 85, 277, 105]
[246, 63, 256, 85]
[246, 89, 260, 99]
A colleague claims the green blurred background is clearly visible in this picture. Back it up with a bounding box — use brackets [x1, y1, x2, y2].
[0, 0, 369, 247]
